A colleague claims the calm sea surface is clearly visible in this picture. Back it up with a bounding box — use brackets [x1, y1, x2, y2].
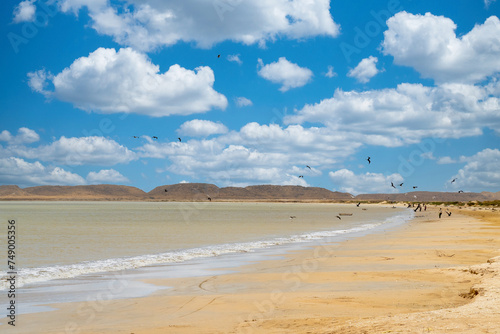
[0, 201, 411, 290]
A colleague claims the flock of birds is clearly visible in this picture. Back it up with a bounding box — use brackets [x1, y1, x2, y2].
[134, 63, 464, 194]
[157, 151, 464, 220]
[297, 157, 464, 193]
[370, 156, 462, 192]
[133, 136, 181, 142]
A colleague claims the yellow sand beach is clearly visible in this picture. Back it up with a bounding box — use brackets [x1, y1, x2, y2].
[3, 205, 500, 334]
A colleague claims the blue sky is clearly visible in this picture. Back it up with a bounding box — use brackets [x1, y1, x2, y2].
[1, 0, 499, 194]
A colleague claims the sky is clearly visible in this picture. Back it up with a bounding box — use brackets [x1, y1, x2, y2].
[1, 0, 499, 194]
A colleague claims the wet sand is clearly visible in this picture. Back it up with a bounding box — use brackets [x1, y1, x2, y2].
[3, 205, 500, 333]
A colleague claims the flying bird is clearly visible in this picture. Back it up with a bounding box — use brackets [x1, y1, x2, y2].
[152, 136, 158, 139]
[299, 175, 304, 178]
[164, 189, 168, 192]
[217, 54, 221, 58]
[178, 137, 182, 142]
[458, 190, 464, 193]
[413, 186, 418, 189]
[356, 202, 360, 207]
[306, 165, 311, 170]
[451, 178, 457, 183]
[207, 196, 212, 201]
[290, 216, 296, 219]
[367, 157, 371, 164]
[399, 183, 404, 187]
[133, 136, 139, 138]
[336, 215, 341, 220]
[391, 182, 396, 188]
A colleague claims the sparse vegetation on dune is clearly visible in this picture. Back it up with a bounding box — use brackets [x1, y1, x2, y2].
[428, 200, 500, 207]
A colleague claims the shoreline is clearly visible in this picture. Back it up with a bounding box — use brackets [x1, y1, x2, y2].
[1, 206, 499, 333]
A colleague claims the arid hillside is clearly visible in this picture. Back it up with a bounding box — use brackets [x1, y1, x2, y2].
[0, 183, 498, 202]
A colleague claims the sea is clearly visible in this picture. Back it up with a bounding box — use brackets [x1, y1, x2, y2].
[0, 201, 413, 317]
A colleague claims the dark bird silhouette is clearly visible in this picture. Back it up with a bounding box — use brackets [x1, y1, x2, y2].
[164, 189, 168, 192]
[133, 136, 139, 138]
[207, 196, 212, 201]
[458, 190, 464, 193]
[336, 215, 341, 220]
[306, 165, 311, 170]
[299, 175, 304, 178]
[414, 203, 422, 212]
[451, 178, 457, 183]
[413, 186, 418, 189]
[152, 136, 158, 139]
[290, 216, 296, 219]
[178, 137, 182, 142]
[391, 182, 396, 188]
[367, 157, 371, 164]
[217, 54, 221, 58]
[356, 202, 360, 207]
[399, 183, 404, 187]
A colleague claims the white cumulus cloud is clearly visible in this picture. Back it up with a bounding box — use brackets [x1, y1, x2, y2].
[13, 0, 36, 23]
[329, 169, 404, 195]
[56, 0, 339, 51]
[235, 97, 253, 107]
[382, 12, 500, 84]
[285, 82, 500, 146]
[178, 119, 228, 137]
[448, 148, 500, 191]
[28, 47, 227, 116]
[137, 122, 362, 187]
[87, 169, 129, 184]
[257, 57, 313, 92]
[0, 157, 86, 187]
[324, 65, 337, 78]
[7, 136, 136, 166]
[437, 156, 457, 165]
[347, 56, 380, 83]
[0, 127, 40, 145]
[227, 54, 242, 65]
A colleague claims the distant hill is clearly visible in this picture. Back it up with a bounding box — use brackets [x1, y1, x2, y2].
[0, 184, 146, 201]
[148, 183, 353, 201]
[481, 191, 500, 200]
[148, 183, 220, 201]
[0, 185, 28, 197]
[0, 183, 497, 203]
